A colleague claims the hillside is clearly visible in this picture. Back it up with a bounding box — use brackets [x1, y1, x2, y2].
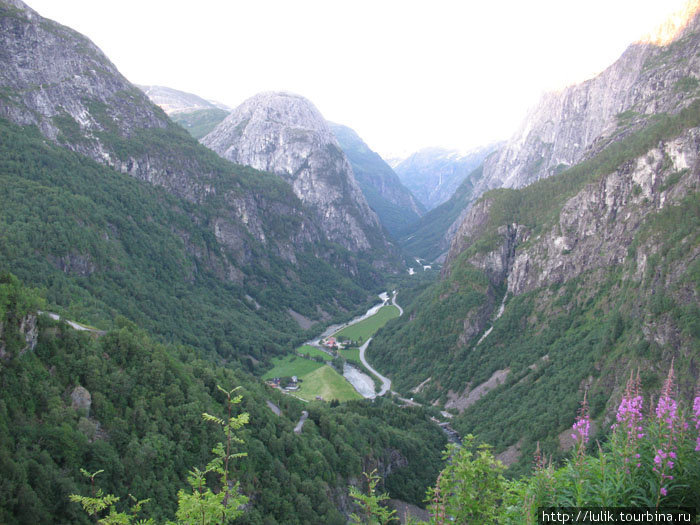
[0, 0, 396, 360]
[329, 122, 424, 238]
[370, 98, 700, 473]
[398, 164, 487, 262]
[0, 275, 446, 524]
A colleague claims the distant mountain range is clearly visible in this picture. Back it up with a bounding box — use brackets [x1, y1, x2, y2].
[393, 145, 499, 211]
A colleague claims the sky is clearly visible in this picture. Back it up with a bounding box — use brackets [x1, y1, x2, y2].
[26, 0, 690, 158]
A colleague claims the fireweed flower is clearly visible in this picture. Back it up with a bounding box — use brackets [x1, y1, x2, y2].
[612, 372, 644, 470]
[572, 390, 590, 463]
[654, 364, 678, 501]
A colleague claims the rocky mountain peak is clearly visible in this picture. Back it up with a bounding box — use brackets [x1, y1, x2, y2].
[203, 91, 338, 168]
[638, 0, 700, 46]
[202, 92, 391, 255]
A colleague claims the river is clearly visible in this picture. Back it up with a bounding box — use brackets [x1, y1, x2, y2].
[304, 292, 397, 399]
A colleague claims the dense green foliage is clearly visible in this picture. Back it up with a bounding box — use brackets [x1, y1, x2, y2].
[398, 166, 484, 261]
[0, 277, 447, 524]
[0, 117, 387, 367]
[171, 108, 229, 139]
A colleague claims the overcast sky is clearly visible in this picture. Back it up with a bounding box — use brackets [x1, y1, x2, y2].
[27, 0, 689, 158]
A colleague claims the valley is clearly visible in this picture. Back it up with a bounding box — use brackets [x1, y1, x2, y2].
[263, 291, 402, 403]
[1, 0, 700, 522]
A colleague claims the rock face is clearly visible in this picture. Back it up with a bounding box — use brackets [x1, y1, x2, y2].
[504, 129, 700, 296]
[473, 1, 700, 199]
[70, 385, 92, 416]
[433, 2, 700, 250]
[329, 122, 424, 237]
[0, 1, 169, 169]
[202, 92, 391, 254]
[447, 126, 700, 303]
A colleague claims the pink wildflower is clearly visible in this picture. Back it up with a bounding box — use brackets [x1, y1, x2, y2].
[572, 391, 590, 446]
[660, 487, 667, 497]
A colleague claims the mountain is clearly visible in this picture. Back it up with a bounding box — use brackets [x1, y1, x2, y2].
[0, 3, 446, 522]
[329, 122, 424, 238]
[398, 164, 488, 262]
[202, 92, 398, 262]
[0, 0, 393, 359]
[472, 0, 700, 199]
[140, 86, 424, 237]
[138, 85, 230, 139]
[402, 1, 700, 260]
[394, 144, 499, 210]
[369, 4, 700, 474]
[137, 84, 230, 114]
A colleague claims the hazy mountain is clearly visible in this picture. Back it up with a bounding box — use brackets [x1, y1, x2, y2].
[398, 163, 489, 262]
[202, 92, 398, 262]
[473, 0, 700, 199]
[139, 84, 230, 139]
[329, 122, 424, 238]
[394, 144, 499, 210]
[138, 84, 230, 114]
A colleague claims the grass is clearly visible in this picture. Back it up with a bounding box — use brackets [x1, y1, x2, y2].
[295, 365, 362, 402]
[296, 344, 331, 360]
[339, 347, 361, 366]
[334, 304, 400, 343]
[262, 355, 323, 380]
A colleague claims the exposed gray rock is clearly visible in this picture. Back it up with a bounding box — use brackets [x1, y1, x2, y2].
[506, 129, 700, 296]
[444, 6, 700, 245]
[71, 385, 92, 416]
[202, 92, 392, 255]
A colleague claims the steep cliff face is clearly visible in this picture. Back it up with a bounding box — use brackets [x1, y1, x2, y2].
[474, 2, 700, 197]
[202, 92, 393, 256]
[329, 122, 424, 237]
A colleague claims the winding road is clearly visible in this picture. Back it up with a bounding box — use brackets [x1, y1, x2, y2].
[356, 290, 404, 397]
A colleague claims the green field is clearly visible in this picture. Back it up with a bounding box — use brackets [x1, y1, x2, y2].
[263, 354, 361, 402]
[262, 355, 323, 380]
[296, 344, 331, 360]
[334, 304, 400, 343]
[339, 347, 361, 366]
[296, 365, 362, 402]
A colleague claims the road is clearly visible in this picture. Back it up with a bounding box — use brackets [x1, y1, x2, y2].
[391, 291, 403, 316]
[294, 410, 309, 433]
[358, 338, 392, 397]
